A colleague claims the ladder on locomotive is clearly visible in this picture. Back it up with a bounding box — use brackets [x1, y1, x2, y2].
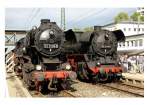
[5, 52, 15, 73]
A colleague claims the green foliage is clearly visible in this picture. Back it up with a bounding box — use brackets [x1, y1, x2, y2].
[83, 27, 94, 31]
[130, 12, 143, 21]
[140, 16, 144, 22]
[114, 12, 129, 23]
[73, 27, 94, 32]
[114, 12, 144, 23]
[73, 27, 81, 31]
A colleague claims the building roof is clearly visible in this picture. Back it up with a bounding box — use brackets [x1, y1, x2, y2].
[125, 33, 144, 38]
[102, 21, 144, 27]
[5, 30, 27, 35]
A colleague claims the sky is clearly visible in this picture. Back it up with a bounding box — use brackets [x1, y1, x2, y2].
[5, 8, 137, 30]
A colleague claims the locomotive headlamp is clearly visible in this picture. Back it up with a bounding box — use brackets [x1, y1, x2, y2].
[32, 26, 37, 30]
[105, 34, 109, 40]
[119, 61, 121, 65]
[49, 30, 54, 35]
[36, 65, 42, 70]
[65, 64, 71, 70]
[96, 62, 101, 66]
[18, 66, 21, 69]
[22, 47, 26, 52]
[105, 34, 109, 38]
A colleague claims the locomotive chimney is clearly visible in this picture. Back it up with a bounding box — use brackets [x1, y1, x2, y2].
[51, 22, 56, 24]
[94, 26, 102, 31]
[41, 19, 50, 25]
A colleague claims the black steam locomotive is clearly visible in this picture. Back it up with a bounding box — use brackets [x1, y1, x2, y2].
[66, 26, 125, 82]
[13, 19, 76, 93]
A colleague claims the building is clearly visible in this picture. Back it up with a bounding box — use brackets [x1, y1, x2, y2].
[117, 33, 144, 55]
[102, 21, 144, 72]
[102, 21, 144, 55]
[137, 7, 144, 16]
[102, 21, 144, 36]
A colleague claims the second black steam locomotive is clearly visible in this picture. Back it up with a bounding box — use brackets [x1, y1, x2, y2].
[65, 26, 125, 82]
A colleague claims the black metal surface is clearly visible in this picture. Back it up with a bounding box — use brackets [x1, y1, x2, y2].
[13, 22, 125, 85]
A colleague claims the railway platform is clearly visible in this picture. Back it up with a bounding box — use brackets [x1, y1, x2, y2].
[122, 73, 144, 81]
[122, 73, 144, 86]
[6, 72, 32, 97]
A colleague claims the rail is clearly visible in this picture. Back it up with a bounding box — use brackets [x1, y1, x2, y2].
[99, 83, 144, 97]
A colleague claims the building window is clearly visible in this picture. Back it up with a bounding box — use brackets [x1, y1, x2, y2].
[135, 40, 138, 47]
[139, 39, 143, 46]
[133, 40, 136, 47]
[131, 41, 133, 47]
[128, 28, 131, 31]
[134, 28, 137, 31]
[130, 40, 136, 47]
[141, 11, 144, 15]
[142, 28, 144, 31]
[138, 28, 140, 32]
[124, 28, 126, 31]
[123, 42, 125, 47]
[118, 43, 121, 47]
[126, 41, 129, 47]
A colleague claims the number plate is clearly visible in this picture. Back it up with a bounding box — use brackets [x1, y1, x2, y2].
[44, 44, 58, 48]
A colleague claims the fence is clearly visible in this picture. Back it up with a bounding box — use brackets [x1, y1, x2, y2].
[5, 52, 15, 73]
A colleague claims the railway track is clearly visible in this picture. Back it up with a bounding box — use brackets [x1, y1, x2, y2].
[29, 90, 77, 97]
[58, 90, 78, 97]
[7, 72, 144, 97]
[99, 82, 144, 97]
[28, 81, 79, 97]
[25, 80, 144, 97]
[6, 73, 78, 98]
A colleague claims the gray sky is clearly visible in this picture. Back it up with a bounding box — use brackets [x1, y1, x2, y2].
[5, 8, 137, 30]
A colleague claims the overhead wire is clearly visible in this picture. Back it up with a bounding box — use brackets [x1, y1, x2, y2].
[69, 8, 136, 29]
[30, 8, 43, 28]
[67, 8, 107, 29]
[25, 8, 36, 29]
[27, 8, 41, 29]
[67, 8, 107, 28]
[24, 8, 136, 30]
[69, 9, 106, 26]
[98, 9, 137, 25]
[66, 9, 95, 24]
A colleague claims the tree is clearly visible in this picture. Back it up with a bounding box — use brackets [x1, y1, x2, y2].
[114, 12, 129, 23]
[130, 12, 144, 22]
[130, 12, 140, 21]
[73, 27, 81, 31]
[83, 27, 94, 31]
[140, 16, 144, 22]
